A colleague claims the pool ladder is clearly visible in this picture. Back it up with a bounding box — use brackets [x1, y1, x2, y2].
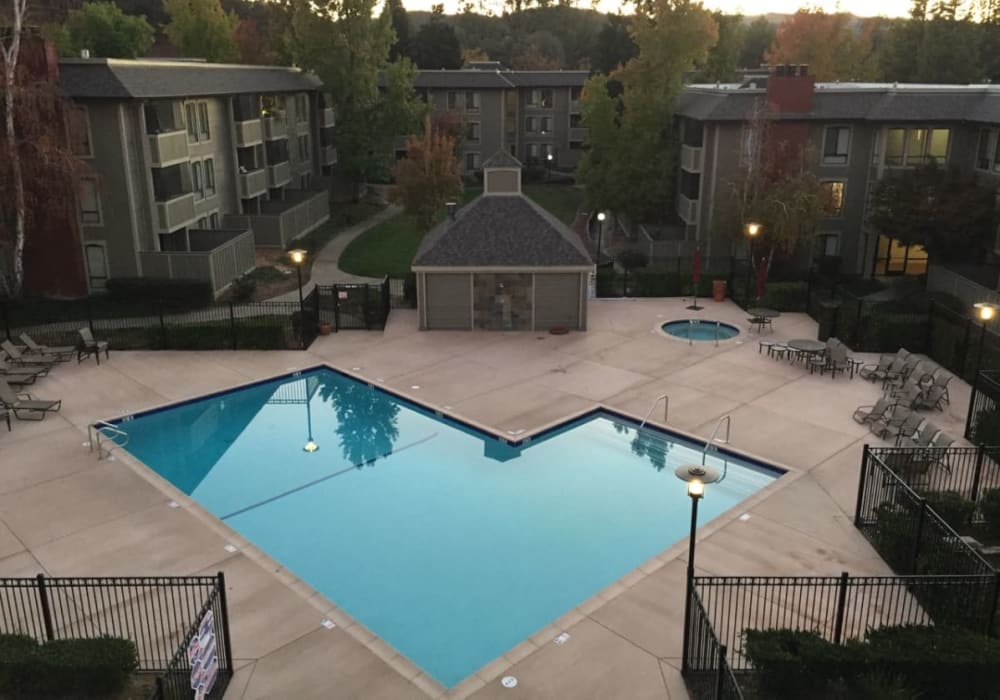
[701, 415, 732, 483]
[89, 421, 129, 460]
[686, 320, 723, 347]
[639, 394, 669, 430]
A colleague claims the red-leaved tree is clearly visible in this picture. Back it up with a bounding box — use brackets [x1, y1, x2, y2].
[390, 116, 463, 231]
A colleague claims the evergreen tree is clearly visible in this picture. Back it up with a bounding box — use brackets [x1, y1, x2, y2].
[58, 1, 155, 59]
[164, 0, 239, 63]
[410, 12, 463, 69]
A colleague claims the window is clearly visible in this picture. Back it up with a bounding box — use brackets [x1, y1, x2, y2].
[197, 216, 208, 228]
[261, 95, 285, 120]
[79, 179, 101, 224]
[822, 126, 850, 165]
[210, 212, 220, 228]
[539, 117, 552, 134]
[192, 161, 203, 199]
[197, 103, 210, 140]
[570, 113, 583, 129]
[298, 135, 310, 161]
[527, 143, 539, 161]
[885, 128, 905, 166]
[816, 233, 840, 257]
[447, 92, 458, 110]
[185, 103, 197, 141]
[570, 140, 584, 150]
[819, 181, 845, 217]
[465, 122, 481, 143]
[994, 132, 1000, 174]
[296, 94, 309, 122]
[85, 244, 108, 290]
[570, 86, 582, 102]
[465, 152, 481, 171]
[525, 116, 537, 133]
[204, 158, 215, 197]
[300, 173, 312, 189]
[465, 91, 480, 112]
[529, 89, 553, 108]
[70, 105, 92, 157]
[977, 128, 993, 171]
[884, 127, 950, 167]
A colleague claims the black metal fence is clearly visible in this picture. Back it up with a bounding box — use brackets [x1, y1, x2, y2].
[315, 278, 390, 331]
[685, 587, 745, 700]
[387, 275, 417, 309]
[855, 446, 995, 577]
[0, 574, 232, 699]
[967, 371, 1000, 442]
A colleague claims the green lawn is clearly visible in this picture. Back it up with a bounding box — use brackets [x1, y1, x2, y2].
[338, 184, 584, 277]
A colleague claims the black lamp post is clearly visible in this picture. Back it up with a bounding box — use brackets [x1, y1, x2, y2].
[974, 302, 999, 375]
[289, 248, 307, 347]
[675, 463, 721, 675]
[546, 152, 553, 182]
[744, 222, 762, 304]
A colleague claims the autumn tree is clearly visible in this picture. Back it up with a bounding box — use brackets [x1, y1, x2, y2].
[164, 0, 239, 63]
[58, 2, 155, 58]
[765, 9, 879, 81]
[870, 163, 995, 262]
[698, 12, 744, 82]
[390, 117, 463, 231]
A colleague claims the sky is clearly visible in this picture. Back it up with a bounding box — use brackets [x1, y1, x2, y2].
[403, 0, 913, 18]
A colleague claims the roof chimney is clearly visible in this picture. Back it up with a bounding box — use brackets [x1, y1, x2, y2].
[445, 201, 457, 220]
[80, 49, 90, 59]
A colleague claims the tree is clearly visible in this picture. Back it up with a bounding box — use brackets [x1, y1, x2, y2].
[57, 2, 155, 58]
[592, 14, 637, 73]
[869, 163, 995, 262]
[698, 12, 744, 82]
[410, 15, 462, 68]
[384, 0, 410, 61]
[740, 16, 774, 68]
[883, 0, 983, 83]
[765, 9, 879, 81]
[390, 117, 463, 232]
[1, 0, 27, 298]
[164, 0, 239, 63]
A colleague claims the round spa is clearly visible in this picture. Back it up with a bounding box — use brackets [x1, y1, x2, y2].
[661, 319, 740, 342]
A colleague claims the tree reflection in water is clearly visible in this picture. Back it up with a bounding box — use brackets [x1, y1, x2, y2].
[320, 379, 400, 467]
[613, 420, 672, 472]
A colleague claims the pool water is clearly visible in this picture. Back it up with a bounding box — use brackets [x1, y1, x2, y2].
[119, 368, 778, 687]
[662, 319, 740, 341]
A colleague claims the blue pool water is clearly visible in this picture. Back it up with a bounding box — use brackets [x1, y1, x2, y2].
[119, 368, 778, 687]
[662, 319, 740, 341]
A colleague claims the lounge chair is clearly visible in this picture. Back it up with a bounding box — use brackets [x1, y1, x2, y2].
[889, 413, 925, 445]
[77, 328, 109, 364]
[871, 405, 913, 439]
[931, 370, 953, 406]
[887, 379, 924, 409]
[1, 341, 56, 372]
[0, 378, 61, 421]
[0, 357, 43, 384]
[18, 333, 74, 362]
[899, 422, 940, 450]
[913, 385, 947, 412]
[853, 397, 893, 425]
[860, 354, 893, 382]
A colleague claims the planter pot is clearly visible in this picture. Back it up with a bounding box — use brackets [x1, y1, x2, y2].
[712, 279, 727, 302]
[318, 321, 333, 336]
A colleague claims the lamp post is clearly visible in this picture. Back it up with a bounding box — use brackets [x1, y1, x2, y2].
[974, 302, 999, 375]
[744, 221, 762, 305]
[289, 248, 307, 348]
[546, 152, 554, 182]
[303, 383, 318, 453]
[596, 211, 607, 265]
[675, 463, 721, 675]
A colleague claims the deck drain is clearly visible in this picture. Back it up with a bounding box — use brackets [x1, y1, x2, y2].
[167, 501, 180, 509]
[739, 513, 751, 522]
[506, 429, 525, 436]
[223, 544, 238, 553]
[501, 676, 517, 688]
[320, 619, 336, 629]
[554, 632, 571, 645]
[351, 367, 361, 371]
[411, 385, 421, 390]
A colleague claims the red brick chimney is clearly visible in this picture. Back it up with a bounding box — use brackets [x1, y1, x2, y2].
[765, 64, 815, 114]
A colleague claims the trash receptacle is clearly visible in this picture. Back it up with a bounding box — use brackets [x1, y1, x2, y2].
[712, 279, 727, 302]
[817, 299, 841, 341]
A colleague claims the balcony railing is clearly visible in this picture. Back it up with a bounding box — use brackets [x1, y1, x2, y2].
[238, 168, 267, 199]
[262, 114, 287, 140]
[266, 161, 292, 188]
[148, 130, 189, 167]
[249, 190, 329, 248]
[320, 107, 335, 127]
[677, 193, 699, 225]
[155, 192, 196, 232]
[234, 119, 262, 147]
[321, 145, 338, 166]
[139, 228, 255, 295]
[680, 144, 703, 173]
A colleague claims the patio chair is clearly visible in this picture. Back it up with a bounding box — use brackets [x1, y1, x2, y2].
[871, 405, 913, 439]
[913, 385, 947, 412]
[899, 421, 940, 450]
[860, 354, 893, 382]
[18, 333, 74, 362]
[853, 397, 893, 425]
[890, 414, 925, 445]
[887, 379, 924, 409]
[77, 328, 109, 365]
[931, 370, 953, 406]
[826, 345, 853, 379]
[0, 342, 56, 372]
[0, 378, 61, 421]
[0, 357, 43, 384]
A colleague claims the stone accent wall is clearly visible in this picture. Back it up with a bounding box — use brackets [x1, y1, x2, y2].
[473, 273, 532, 330]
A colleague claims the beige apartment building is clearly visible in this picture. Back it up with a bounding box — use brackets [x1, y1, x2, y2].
[60, 58, 338, 296]
[410, 64, 588, 175]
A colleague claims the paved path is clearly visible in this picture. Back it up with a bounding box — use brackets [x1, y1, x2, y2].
[268, 204, 401, 302]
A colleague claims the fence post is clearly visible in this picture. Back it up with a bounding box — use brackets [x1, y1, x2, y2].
[86, 297, 94, 334]
[333, 285, 341, 331]
[855, 445, 870, 527]
[1, 301, 9, 341]
[363, 284, 371, 330]
[623, 267, 629, 297]
[216, 572, 235, 676]
[158, 301, 167, 349]
[976, 322, 988, 378]
[382, 276, 390, 328]
[967, 373, 982, 443]
[989, 572, 1000, 638]
[714, 644, 728, 700]
[35, 574, 54, 641]
[833, 571, 850, 644]
[912, 497, 928, 574]
[229, 303, 237, 351]
[971, 446, 987, 502]
[959, 318, 973, 378]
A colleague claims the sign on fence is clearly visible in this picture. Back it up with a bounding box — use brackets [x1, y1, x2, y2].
[188, 609, 219, 699]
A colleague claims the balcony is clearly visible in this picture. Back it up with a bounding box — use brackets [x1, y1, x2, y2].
[569, 127, 587, 142]
[249, 190, 330, 248]
[320, 107, 335, 127]
[266, 161, 292, 188]
[155, 192, 196, 232]
[234, 119, 262, 147]
[677, 194, 699, 225]
[147, 130, 189, 167]
[139, 228, 255, 296]
[238, 168, 267, 198]
[321, 145, 338, 166]
[262, 115, 287, 140]
[681, 145, 703, 173]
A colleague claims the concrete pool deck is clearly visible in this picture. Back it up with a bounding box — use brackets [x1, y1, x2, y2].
[0, 298, 974, 699]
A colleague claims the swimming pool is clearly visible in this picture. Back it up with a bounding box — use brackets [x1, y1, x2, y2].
[118, 368, 779, 687]
[662, 319, 740, 341]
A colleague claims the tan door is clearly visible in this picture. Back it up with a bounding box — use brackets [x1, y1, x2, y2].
[424, 274, 472, 329]
[533, 273, 581, 330]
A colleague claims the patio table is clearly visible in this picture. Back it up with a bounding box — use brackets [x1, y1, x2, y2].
[787, 338, 826, 365]
[747, 307, 781, 319]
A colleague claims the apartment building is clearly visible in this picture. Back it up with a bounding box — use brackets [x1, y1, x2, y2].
[674, 66, 1000, 277]
[59, 58, 338, 296]
[411, 64, 588, 174]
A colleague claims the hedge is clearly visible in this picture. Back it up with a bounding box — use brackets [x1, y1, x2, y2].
[106, 278, 214, 308]
[153, 319, 291, 350]
[0, 634, 138, 698]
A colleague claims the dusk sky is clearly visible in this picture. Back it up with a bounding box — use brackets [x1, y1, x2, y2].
[403, 0, 913, 18]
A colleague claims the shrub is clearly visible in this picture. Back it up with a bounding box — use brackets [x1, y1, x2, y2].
[979, 488, 1000, 540]
[744, 629, 840, 698]
[847, 672, 922, 700]
[0, 634, 138, 698]
[230, 274, 257, 302]
[106, 277, 214, 309]
[617, 249, 649, 270]
[760, 281, 808, 311]
[859, 312, 928, 354]
[973, 410, 1000, 447]
[920, 490, 976, 532]
[151, 320, 290, 350]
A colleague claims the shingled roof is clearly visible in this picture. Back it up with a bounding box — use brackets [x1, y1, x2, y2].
[411, 69, 588, 91]
[412, 194, 592, 268]
[482, 151, 522, 169]
[59, 59, 322, 99]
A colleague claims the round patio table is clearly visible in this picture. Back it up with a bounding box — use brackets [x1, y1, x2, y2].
[788, 339, 826, 353]
[747, 307, 781, 319]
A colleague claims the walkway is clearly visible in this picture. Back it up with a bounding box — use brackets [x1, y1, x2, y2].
[268, 204, 401, 302]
